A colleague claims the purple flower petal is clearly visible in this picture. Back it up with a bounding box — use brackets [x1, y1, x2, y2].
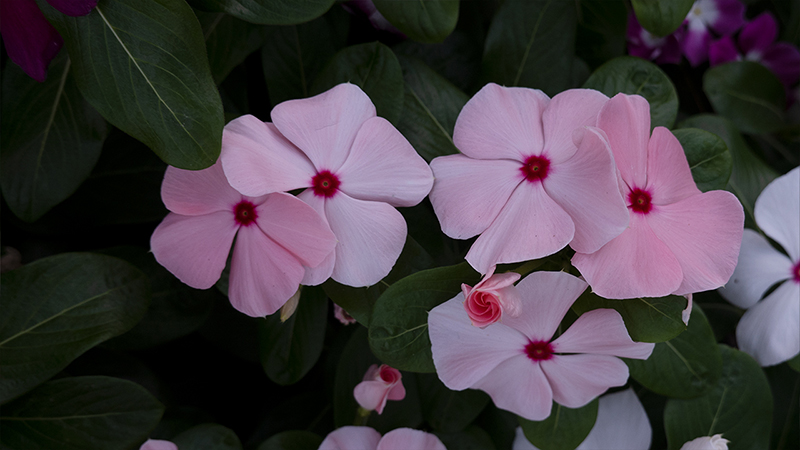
[682, 23, 712, 66]
[45, 0, 97, 16]
[739, 12, 777, 55]
[708, 0, 746, 35]
[0, 0, 63, 82]
[761, 42, 800, 88]
[709, 36, 740, 66]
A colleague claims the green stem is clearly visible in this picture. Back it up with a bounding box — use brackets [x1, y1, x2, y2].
[353, 407, 371, 426]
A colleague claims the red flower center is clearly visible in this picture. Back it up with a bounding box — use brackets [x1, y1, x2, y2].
[233, 200, 257, 226]
[793, 261, 800, 284]
[379, 365, 399, 383]
[525, 340, 554, 361]
[311, 170, 341, 198]
[628, 188, 653, 214]
[520, 155, 551, 183]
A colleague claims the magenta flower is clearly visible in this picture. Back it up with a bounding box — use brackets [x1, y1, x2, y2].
[150, 160, 337, 317]
[220, 83, 433, 287]
[462, 265, 522, 328]
[319, 427, 446, 450]
[683, 0, 746, 66]
[429, 271, 654, 421]
[626, 13, 684, 65]
[353, 364, 406, 414]
[140, 440, 177, 450]
[572, 94, 744, 299]
[429, 84, 629, 274]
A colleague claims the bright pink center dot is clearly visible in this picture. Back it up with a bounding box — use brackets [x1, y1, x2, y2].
[793, 261, 800, 284]
[233, 200, 257, 226]
[525, 340, 554, 361]
[312, 170, 341, 198]
[628, 188, 653, 214]
[520, 155, 551, 183]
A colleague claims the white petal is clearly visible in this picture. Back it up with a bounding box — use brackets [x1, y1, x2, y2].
[755, 166, 799, 261]
[736, 280, 800, 366]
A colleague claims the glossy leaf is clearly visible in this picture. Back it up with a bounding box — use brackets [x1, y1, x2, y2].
[672, 128, 733, 192]
[417, 373, 490, 432]
[0, 376, 163, 450]
[173, 424, 242, 450]
[37, 0, 224, 170]
[393, 30, 482, 91]
[257, 431, 322, 450]
[583, 56, 679, 128]
[189, 0, 333, 25]
[0, 253, 150, 404]
[518, 399, 599, 450]
[373, 0, 459, 44]
[631, 0, 694, 37]
[198, 12, 268, 84]
[1, 54, 107, 222]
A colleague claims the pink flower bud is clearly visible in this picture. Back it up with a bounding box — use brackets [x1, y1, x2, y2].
[462, 266, 522, 328]
[334, 303, 356, 325]
[353, 364, 406, 414]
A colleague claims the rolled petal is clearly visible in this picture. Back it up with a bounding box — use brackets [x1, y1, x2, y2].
[542, 89, 608, 165]
[683, 22, 712, 66]
[708, 0, 746, 35]
[220, 115, 316, 196]
[453, 83, 550, 162]
[271, 83, 376, 172]
[540, 354, 629, 408]
[161, 160, 241, 216]
[709, 36, 740, 66]
[648, 191, 744, 295]
[472, 355, 554, 421]
[150, 212, 237, 289]
[466, 183, 574, 274]
[354, 380, 393, 413]
[755, 167, 799, 262]
[718, 229, 793, 309]
[44, 0, 96, 16]
[387, 382, 405, 401]
[761, 42, 800, 88]
[139, 439, 178, 450]
[739, 13, 777, 55]
[429, 155, 522, 239]
[320, 426, 381, 450]
[646, 127, 702, 205]
[577, 388, 652, 450]
[597, 94, 651, 189]
[0, 0, 63, 82]
[551, 309, 654, 359]
[378, 429, 446, 450]
[736, 281, 800, 366]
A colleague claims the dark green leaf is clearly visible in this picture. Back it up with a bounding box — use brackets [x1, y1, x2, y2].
[0, 253, 150, 404]
[198, 12, 268, 84]
[703, 62, 786, 135]
[518, 400, 599, 450]
[583, 56, 679, 128]
[417, 373, 490, 432]
[627, 304, 722, 399]
[483, 0, 577, 96]
[765, 364, 800, 450]
[672, 128, 733, 192]
[1, 54, 107, 222]
[789, 354, 800, 373]
[435, 425, 497, 450]
[368, 262, 480, 373]
[173, 424, 242, 450]
[664, 345, 773, 450]
[576, 1, 627, 68]
[393, 31, 482, 92]
[631, 0, 694, 36]
[189, 0, 333, 25]
[0, 376, 163, 450]
[38, 0, 223, 169]
[257, 430, 322, 450]
[373, 0, 459, 43]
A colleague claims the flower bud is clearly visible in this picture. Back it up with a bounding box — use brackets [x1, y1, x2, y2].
[462, 265, 522, 328]
[353, 364, 406, 414]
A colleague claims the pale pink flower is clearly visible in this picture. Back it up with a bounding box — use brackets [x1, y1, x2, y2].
[140, 439, 177, 450]
[220, 83, 433, 287]
[333, 303, 356, 325]
[462, 265, 522, 328]
[680, 434, 729, 450]
[150, 160, 336, 317]
[572, 93, 744, 299]
[319, 427, 446, 450]
[429, 271, 654, 421]
[683, 0, 746, 66]
[429, 84, 629, 274]
[353, 364, 406, 414]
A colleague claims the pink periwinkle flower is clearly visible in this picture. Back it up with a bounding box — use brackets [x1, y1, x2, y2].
[319, 426, 446, 450]
[429, 271, 654, 421]
[429, 83, 629, 274]
[572, 93, 744, 299]
[221, 83, 433, 288]
[333, 303, 357, 325]
[683, 0, 746, 66]
[140, 439, 177, 450]
[353, 364, 406, 414]
[626, 13, 684, 65]
[680, 434, 729, 450]
[150, 160, 337, 317]
[719, 167, 799, 366]
[0, 0, 97, 82]
[462, 265, 522, 328]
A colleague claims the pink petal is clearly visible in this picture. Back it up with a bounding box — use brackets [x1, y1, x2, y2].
[160, 160, 242, 216]
[755, 166, 800, 262]
[647, 191, 744, 295]
[150, 212, 237, 289]
[220, 115, 316, 196]
[761, 42, 800, 88]
[387, 382, 405, 401]
[429, 155, 522, 239]
[466, 183, 574, 274]
[472, 355, 554, 421]
[354, 380, 392, 413]
[378, 429, 446, 450]
[572, 213, 684, 299]
[297, 190, 336, 285]
[708, 0, 746, 35]
[139, 439, 178, 450]
[739, 13, 776, 55]
[551, 309, 654, 359]
[646, 127, 702, 206]
[453, 83, 550, 162]
[541, 89, 608, 165]
[543, 127, 629, 254]
[736, 280, 800, 366]
[597, 94, 651, 190]
[540, 354, 629, 408]
[576, 388, 652, 450]
[44, 0, 96, 16]
[228, 225, 305, 317]
[271, 83, 376, 172]
[682, 23, 711, 66]
[320, 426, 381, 450]
[0, 0, 63, 83]
[337, 116, 433, 207]
[709, 36, 740, 66]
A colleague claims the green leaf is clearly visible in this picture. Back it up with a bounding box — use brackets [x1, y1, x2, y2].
[672, 128, 733, 192]
[0, 54, 107, 222]
[368, 262, 480, 373]
[483, 0, 577, 96]
[0, 253, 150, 404]
[583, 56, 679, 128]
[393, 30, 482, 92]
[703, 62, 786, 135]
[0, 376, 163, 450]
[518, 400, 599, 450]
[631, 0, 694, 36]
[173, 424, 242, 450]
[417, 373, 490, 432]
[198, 12, 268, 84]
[576, 0, 627, 68]
[789, 353, 800, 373]
[257, 430, 322, 450]
[626, 304, 722, 399]
[571, 292, 688, 343]
[434, 425, 497, 450]
[373, 0, 459, 44]
[259, 286, 328, 385]
[37, 0, 224, 170]
[311, 42, 404, 125]
[664, 345, 773, 450]
[396, 55, 468, 162]
[189, 0, 333, 25]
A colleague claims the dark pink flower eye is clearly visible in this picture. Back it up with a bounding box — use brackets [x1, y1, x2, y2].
[628, 188, 653, 214]
[520, 155, 551, 183]
[793, 261, 800, 284]
[311, 170, 341, 198]
[525, 340, 554, 361]
[233, 200, 258, 226]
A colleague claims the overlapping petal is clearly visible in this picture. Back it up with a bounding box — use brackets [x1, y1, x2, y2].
[551, 309, 654, 359]
[577, 388, 652, 450]
[739, 12, 776, 55]
[683, 21, 713, 67]
[377, 429, 446, 450]
[736, 281, 800, 366]
[540, 354, 629, 408]
[319, 426, 382, 450]
[161, 162, 242, 216]
[296, 190, 337, 286]
[0, 0, 63, 83]
[541, 89, 608, 164]
[597, 94, 651, 189]
[472, 355, 554, 421]
[755, 167, 799, 261]
[646, 127, 702, 206]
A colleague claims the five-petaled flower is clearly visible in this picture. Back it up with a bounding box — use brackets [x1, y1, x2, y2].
[353, 364, 406, 414]
[683, 0, 746, 66]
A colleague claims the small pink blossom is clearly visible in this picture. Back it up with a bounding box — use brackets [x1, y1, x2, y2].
[462, 265, 522, 328]
[140, 439, 177, 450]
[353, 364, 406, 414]
[680, 434, 729, 450]
[334, 303, 356, 325]
[683, 0, 746, 66]
[319, 427, 446, 450]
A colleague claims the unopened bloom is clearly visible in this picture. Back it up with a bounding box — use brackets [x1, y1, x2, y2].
[319, 427, 446, 450]
[429, 271, 654, 421]
[683, 0, 746, 66]
[353, 364, 405, 414]
[334, 304, 356, 325]
[463, 265, 522, 327]
[680, 434, 729, 450]
[626, 13, 684, 64]
[140, 439, 177, 450]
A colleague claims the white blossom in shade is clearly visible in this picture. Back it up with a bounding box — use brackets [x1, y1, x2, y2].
[680, 434, 729, 450]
